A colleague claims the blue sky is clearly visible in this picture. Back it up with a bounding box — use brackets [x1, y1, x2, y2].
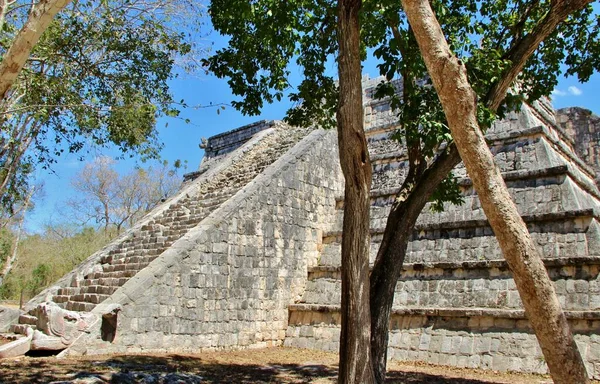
[24, 33, 600, 233]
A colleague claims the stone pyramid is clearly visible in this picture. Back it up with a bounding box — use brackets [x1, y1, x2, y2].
[1, 75, 599, 379]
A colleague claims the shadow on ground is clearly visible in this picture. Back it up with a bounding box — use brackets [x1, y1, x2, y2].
[0, 354, 502, 383]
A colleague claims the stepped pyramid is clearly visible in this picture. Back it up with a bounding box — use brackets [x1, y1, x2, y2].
[2, 76, 600, 378]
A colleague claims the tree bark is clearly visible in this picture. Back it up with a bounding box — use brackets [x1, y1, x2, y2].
[485, 0, 593, 111]
[0, 0, 71, 101]
[400, 0, 589, 382]
[370, 146, 460, 383]
[336, 0, 375, 382]
[369, 1, 593, 381]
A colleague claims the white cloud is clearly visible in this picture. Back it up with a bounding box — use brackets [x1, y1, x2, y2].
[551, 86, 583, 98]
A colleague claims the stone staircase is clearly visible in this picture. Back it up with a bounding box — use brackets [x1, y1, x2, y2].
[3, 74, 600, 378]
[285, 83, 600, 376]
[9, 122, 311, 340]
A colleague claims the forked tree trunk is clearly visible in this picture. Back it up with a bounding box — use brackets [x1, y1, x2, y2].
[400, 0, 589, 382]
[369, 1, 592, 380]
[336, 0, 375, 382]
[370, 147, 461, 383]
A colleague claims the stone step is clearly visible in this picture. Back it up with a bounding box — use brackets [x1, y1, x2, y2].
[52, 295, 70, 304]
[10, 324, 34, 335]
[108, 255, 156, 266]
[320, 210, 599, 266]
[89, 270, 137, 280]
[311, 256, 600, 277]
[365, 132, 557, 192]
[303, 257, 600, 311]
[65, 301, 96, 312]
[285, 306, 600, 374]
[340, 164, 587, 208]
[102, 261, 151, 273]
[82, 277, 127, 288]
[79, 285, 119, 295]
[57, 287, 80, 296]
[287, 303, 600, 325]
[18, 314, 37, 326]
[107, 255, 155, 265]
[302, 273, 598, 312]
[69, 293, 110, 304]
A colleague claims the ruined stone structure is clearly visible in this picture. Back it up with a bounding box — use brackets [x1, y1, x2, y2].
[2, 76, 600, 379]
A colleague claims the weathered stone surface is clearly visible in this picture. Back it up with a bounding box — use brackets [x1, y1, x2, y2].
[31, 330, 68, 351]
[7, 75, 600, 378]
[557, 107, 600, 185]
[285, 77, 600, 379]
[0, 327, 32, 358]
[56, 127, 342, 357]
[0, 305, 21, 332]
[31, 302, 97, 349]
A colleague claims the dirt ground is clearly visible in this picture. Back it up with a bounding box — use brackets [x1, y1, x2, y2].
[1, 347, 590, 384]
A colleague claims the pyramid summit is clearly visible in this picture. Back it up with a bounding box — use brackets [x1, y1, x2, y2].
[2, 76, 600, 378]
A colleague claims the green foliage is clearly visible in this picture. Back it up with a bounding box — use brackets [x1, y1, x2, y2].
[27, 263, 51, 296]
[0, 0, 203, 215]
[205, 0, 339, 128]
[206, 0, 599, 210]
[0, 228, 14, 268]
[429, 173, 464, 213]
[0, 225, 113, 300]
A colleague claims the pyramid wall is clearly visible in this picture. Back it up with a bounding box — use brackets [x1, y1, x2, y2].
[6, 76, 600, 378]
[557, 107, 600, 185]
[284, 77, 600, 378]
[60, 127, 343, 355]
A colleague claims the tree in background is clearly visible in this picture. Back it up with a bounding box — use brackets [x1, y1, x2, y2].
[68, 156, 182, 234]
[0, 227, 15, 286]
[206, 0, 599, 381]
[0, 154, 182, 301]
[0, 225, 113, 302]
[0, 0, 204, 216]
[0, 184, 39, 287]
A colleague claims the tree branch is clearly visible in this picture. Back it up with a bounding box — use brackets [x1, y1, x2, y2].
[0, 0, 71, 101]
[485, 0, 593, 110]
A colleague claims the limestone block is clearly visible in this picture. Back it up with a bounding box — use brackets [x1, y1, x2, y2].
[31, 330, 69, 351]
[0, 305, 21, 332]
[0, 327, 32, 358]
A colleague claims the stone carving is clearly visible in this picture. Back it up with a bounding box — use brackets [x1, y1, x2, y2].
[30, 302, 97, 350]
[199, 137, 208, 149]
[0, 305, 21, 332]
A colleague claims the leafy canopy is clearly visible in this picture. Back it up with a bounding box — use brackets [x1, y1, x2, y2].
[206, 0, 599, 208]
[208, 0, 599, 126]
[0, 0, 203, 214]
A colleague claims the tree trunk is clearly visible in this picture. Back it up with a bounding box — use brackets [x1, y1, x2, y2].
[0, 0, 71, 101]
[0, 187, 34, 286]
[400, 0, 589, 382]
[336, 0, 375, 382]
[370, 147, 461, 383]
